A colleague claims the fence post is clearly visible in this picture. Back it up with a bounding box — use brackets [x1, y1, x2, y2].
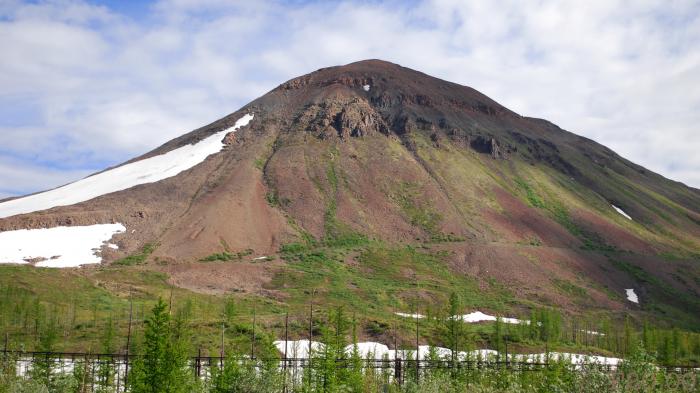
[415, 314, 419, 384]
[251, 302, 256, 360]
[220, 323, 225, 368]
[196, 348, 201, 378]
[283, 313, 289, 393]
[116, 355, 121, 393]
[394, 357, 402, 386]
[124, 290, 133, 389]
[308, 290, 315, 375]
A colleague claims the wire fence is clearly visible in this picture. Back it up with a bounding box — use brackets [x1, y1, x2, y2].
[2, 349, 698, 392]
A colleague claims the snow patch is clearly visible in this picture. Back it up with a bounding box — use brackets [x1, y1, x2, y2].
[396, 311, 526, 325]
[459, 311, 525, 325]
[362, 84, 370, 91]
[395, 312, 425, 319]
[612, 204, 632, 220]
[107, 243, 119, 250]
[0, 224, 126, 268]
[514, 352, 622, 367]
[272, 341, 621, 366]
[273, 340, 324, 360]
[0, 114, 254, 219]
[625, 288, 639, 303]
[253, 256, 269, 260]
[348, 342, 391, 359]
[579, 329, 605, 336]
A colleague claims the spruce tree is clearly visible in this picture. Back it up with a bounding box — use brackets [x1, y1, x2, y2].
[446, 292, 461, 369]
[128, 298, 194, 393]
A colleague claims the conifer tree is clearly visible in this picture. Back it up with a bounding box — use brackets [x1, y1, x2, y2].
[128, 298, 194, 393]
[446, 292, 461, 368]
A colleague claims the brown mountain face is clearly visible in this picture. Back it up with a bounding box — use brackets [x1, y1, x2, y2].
[1, 60, 699, 324]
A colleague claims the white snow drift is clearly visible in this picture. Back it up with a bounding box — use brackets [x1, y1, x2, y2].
[395, 312, 425, 319]
[625, 288, 639, 303]
[0, 224, 126, 268]
[395, 311, 525, 325]
[273, 340, 623, 367]
[0, 114, 254, 219]
[458, 311, 525, 325]
[612, 204, 632, 220]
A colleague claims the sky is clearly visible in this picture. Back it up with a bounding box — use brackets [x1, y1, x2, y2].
[0, 0, 699, 199]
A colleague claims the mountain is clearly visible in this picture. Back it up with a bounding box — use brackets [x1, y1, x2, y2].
[0, 59, 698, 326]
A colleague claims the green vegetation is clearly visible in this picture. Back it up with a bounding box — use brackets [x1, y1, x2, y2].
[515, 178, 545, 208]
[392, 181, 443, 236]
[254, 157, 266, 170]
[516, 177, 619, 252]
[319, 157, 370, 249]
[113, 243, 157, 266]
[274, 239, 508, 315]
[552, 279, 587, 299]
[610, 258, 700, 312]
[200, 249, 254, 262]
[2, 299, 699, 392]
[427, 233, 466, 243]
[0, 229, 697, 373]
[517, 236, 542, 247]
[265, 191, 290, 207]
[128, 299, 196, 393]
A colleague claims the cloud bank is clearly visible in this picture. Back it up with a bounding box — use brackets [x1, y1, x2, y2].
[1, 0, 699, 197]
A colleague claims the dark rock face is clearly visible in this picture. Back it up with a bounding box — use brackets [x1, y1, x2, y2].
[295, 99, 389, 139]
[469, 135, 504, 159]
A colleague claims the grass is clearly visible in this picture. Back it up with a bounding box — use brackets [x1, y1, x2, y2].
[609, 257, 700, 325]
[515, 175, 619, 253]
[113, 243, 156, 266]
[427, 233, 466, 243]
[0, 263, 279, 353]
[318, 155, 370, 249]
[272, 239, 513, 323]
[552, 279, 587, 299]
[200, 249, 253, 262]
[515, 178, 546, 208]
[1, 247, 699, 362]
[253, 157, 266, 170]
[518, 236, 542, 247]
[392, 181, 443, 236]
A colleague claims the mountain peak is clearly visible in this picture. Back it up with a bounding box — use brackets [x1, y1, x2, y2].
[1, 62, 698, 326]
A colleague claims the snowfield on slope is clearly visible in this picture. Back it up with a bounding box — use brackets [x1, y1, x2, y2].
[396, 311, 525, 325]
[625, 288, 639, 303]
[0, 224, 125, 268]
[0, 114, 254, 219]
[394, 312, 425, 319]
[458, 311, 525, 324]
[612, 204, 632, 220]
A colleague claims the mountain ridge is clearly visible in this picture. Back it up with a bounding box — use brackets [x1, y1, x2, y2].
[0, 59, 698, 326]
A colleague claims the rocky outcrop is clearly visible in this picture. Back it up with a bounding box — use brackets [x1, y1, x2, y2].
[470, 135, 505, 159]
[223, 131, 237, 145]
[296, 98, 389, 139]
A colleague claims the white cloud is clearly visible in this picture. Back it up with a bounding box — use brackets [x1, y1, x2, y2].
[0, 156, 92, 197]
[0, 0, 698, 197]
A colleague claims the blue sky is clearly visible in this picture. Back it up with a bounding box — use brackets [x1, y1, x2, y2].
[1, 0, 699, 198]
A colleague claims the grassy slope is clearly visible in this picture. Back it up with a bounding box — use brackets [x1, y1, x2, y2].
[0, 130, 698, 355]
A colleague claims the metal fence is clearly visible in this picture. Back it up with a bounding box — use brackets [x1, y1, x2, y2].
[2, 350, 698, 392]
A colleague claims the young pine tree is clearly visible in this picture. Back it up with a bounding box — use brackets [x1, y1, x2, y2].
[128, 298, 194, 393]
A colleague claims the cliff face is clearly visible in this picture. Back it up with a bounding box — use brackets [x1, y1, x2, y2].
[1, 59, 698, 322]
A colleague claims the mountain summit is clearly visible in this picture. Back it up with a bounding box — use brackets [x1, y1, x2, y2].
[0, 60, 698, 322]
